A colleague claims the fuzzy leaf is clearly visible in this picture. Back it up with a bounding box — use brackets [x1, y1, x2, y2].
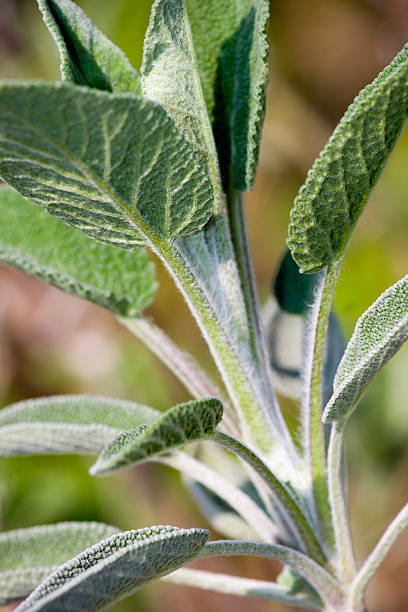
[38, 0, 141, 93]
[0, 522, 118, 605]
[0, 187, 156, 315]
[186, 0, 269, 189]
[267, 250, 344, 403]
[16, 526, 210, 612]
[323, 275, 408, 423]
[0, 395, 159, 456]
[141, 0, 215, 163]
[287, 43, 408, 273]
[0, 82, 213, 248]
[90, 398, 223, 476]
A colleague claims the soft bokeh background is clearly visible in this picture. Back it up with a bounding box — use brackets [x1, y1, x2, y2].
[1, 0, 408, 610]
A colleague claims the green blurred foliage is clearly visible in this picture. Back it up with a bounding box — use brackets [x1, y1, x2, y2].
[1, 0, 408, 610]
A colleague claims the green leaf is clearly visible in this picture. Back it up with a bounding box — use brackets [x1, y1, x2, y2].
[0, 187, 156, 315]
[16, 526, 210, 612]
[0, 522, 118, 605]
[287, 43, 408, 273]
[186, 0, 269, 189]
[38, 0, 141, 93]
[90, 398, 223, 476]
[323, 275, 408, 423]
[267, 250, 344, 403]
[0, 395, 159, 456]
[141, 0, 214, 162]
[0, 82, 213, 248]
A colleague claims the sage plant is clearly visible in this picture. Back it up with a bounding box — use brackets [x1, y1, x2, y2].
[0, 0, 407, 610]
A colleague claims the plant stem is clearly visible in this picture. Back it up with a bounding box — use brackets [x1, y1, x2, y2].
[163, 568, 321, 609]
[211, 431, 326, 565]
[327, 419, 355, 582]
[151, 220, 292, 463]
[158, 451, 279, 543]
[200, 539, 345, 608]
[303, 260, 341, 548]
[227, 189, 296, 458]
[119, 315, 238, 435]
[349, 502, 408, 610]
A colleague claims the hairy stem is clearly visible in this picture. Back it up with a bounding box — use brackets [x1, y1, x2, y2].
[119, 314, 238, 435]
[151, 222, 289, 461]
[211, 431, 327, 565]
[303, 260, 341, 548]
[163, 568, 321, 609]
[327, 419, 355, 582]
[227, 189, 296, 457]
[349, 502, 408, 610]
[157, 451, 279, 542]
[200, 539, 344, 607]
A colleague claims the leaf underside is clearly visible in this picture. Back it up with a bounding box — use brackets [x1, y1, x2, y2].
[0, 395, 159, 456]
[0, 186, 156, 315]
[0, 522, 118, 605]
[16, 526, 210, 612]
[287, 43, 408, 273]
[38, 0, 141, 93]
[0, 82, 213, 248]
[91, 397, 223, 475]
[323, 275, 408, 422]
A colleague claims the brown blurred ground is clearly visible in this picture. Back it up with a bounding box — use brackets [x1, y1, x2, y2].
[1, 0, 408, 610]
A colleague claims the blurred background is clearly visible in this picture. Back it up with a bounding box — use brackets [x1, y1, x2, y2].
[1, 0, 408, 610]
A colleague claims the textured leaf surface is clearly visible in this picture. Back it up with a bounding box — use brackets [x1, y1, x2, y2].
[0, 82, 213, 248]
[90, 398, 223, 475]
[0, 522, 118, 605]
[267, 250, 344, 402]
[323, 275, 408, 422]
[38, 0, 141, 93]
[0, 395, 159, 456]
[141, 0, 215, 162]
[16, 526, 209, 612]
[288, 43, 408, 273]
[186, 0, 269, 189]
[0, 187, 156, 315]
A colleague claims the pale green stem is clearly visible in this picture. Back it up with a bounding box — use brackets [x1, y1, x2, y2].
[119, 315, 238, 435]
[150, 230, 282, 456]
[157, 451, 279, 543]
[227, 189, 296, 458]
[211, 431, 327, 565]
[327, 419, 356, 582]
[303, 260, 341, 549]
[349, 502, 408, 611]
[200, 540, 345, 608]
[163, 568, 321, 610]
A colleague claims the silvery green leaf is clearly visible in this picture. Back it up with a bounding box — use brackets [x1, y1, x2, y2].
[0, 522, 118, 605]
[0, 395, 159, 456]
[267, 250, 344, 403]
[0, 187, 156, 315]
[323, 275, 408, 423]
[141, 0, 215, 164]
[0, 82, 213, 248]
[16, 526, 210, 612]
[186, 0, 269, 189]
[287, 43, 408, 273]
[90, 398, 223, 476]
[38, 0, 141, 93]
